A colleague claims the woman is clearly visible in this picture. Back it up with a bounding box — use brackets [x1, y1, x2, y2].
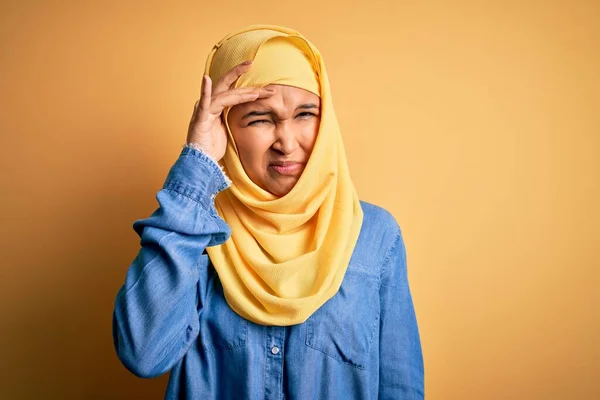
[113, 25, 424, 399]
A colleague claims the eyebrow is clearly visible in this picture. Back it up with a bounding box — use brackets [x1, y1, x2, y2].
[241, 103, 319, 120]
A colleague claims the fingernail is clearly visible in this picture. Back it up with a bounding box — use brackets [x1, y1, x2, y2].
[242, 60, 252, 65]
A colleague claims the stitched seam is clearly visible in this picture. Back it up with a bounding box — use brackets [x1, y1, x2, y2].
[202, 325, 248, 354]
[264, 328, 269, 400]
[305, 323, 366, 370]
[199, 283, 248, 354]
[367, 308, 381, 352]
[380, 229, 402, 283]
[162, 183, 211, 212]
[305, 341, 366, 370]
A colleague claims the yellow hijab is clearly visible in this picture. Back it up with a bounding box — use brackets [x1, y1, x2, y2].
[205, 25, 363, 326]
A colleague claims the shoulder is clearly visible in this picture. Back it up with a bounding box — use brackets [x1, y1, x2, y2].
[359, 200, 401, 239]
[349, 201, 403, 272]
[360, 200, 397, 224]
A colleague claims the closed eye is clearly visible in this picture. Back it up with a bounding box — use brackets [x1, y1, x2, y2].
[248, 113, 316, 126]
[248, 119, 272, 126]
[296, 112, 317, 119]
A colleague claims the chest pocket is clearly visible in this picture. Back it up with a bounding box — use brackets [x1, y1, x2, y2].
[305, 268, 380, 370]
[194, 262, 248, 353]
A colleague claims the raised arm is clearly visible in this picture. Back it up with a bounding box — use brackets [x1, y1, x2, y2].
[113, 61, 275, 378]
[112, 147, 230, 378]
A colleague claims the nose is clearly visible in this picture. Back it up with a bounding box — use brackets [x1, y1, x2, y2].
[271, 122, 299, 155]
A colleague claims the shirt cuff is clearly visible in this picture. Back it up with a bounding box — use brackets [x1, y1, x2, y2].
[162, 146, 230, 211]
[183, 143, 232, 187]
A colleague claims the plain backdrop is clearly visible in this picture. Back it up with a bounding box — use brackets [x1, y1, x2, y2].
[1, 0, 598, 399]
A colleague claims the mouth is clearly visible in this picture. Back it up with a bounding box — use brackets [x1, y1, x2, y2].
[269, 161, 305, 176]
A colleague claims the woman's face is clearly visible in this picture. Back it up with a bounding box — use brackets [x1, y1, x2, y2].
[227, 84, 320, 197]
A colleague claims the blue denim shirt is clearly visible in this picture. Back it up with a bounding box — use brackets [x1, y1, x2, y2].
[113, 147, 424, 399]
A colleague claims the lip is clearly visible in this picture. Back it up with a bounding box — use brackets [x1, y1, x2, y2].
[269, 162, 305, 176]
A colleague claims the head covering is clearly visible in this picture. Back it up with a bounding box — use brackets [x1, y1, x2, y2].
[205, 25, 363, 326]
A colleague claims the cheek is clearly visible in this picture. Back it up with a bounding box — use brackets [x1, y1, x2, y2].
[236, 134, 272, 167]
[302, 120, 320, 151]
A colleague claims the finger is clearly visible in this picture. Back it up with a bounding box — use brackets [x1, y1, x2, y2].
[196, 75, 212, 123]
[215, 87, 265, 99]
[213, 60, 253, 94]
[189, 99, 200, 128]
[256, 87, 276, 99]
[211, 87, 276, 111]
[213, 87, 275, 102]
[210, 91, 261, 113]
[218, 87, 263, 96]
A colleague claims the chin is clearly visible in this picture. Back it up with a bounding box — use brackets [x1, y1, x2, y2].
[268, 187, 293, 197]
[265, 180, 297, 197]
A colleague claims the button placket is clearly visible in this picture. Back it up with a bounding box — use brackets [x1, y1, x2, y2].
[264, 326, 285, 400]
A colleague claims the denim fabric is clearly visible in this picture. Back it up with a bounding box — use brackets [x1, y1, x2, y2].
[113, 147, 424, 399]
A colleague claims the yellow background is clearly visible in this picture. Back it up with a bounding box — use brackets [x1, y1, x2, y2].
[1, 0, 598, 399]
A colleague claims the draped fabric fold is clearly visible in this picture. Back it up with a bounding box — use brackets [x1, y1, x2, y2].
[204, 25, 363, 326]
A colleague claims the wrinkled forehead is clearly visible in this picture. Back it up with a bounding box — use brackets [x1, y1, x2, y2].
[229, 84, 321, 119]
[209, 30, 320, 97]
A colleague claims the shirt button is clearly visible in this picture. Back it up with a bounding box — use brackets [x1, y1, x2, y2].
[271, 346, 280, 355]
